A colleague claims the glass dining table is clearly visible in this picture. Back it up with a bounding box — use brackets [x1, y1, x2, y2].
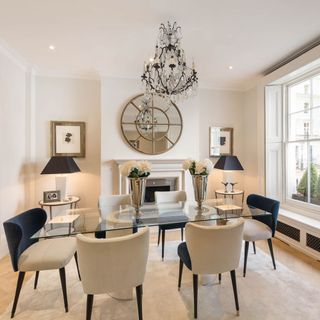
[32, 198, 269, 240]
[31, 198, 270, 300]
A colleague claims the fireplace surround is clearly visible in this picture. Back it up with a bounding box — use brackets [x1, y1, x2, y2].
[115, 159, 186, 199]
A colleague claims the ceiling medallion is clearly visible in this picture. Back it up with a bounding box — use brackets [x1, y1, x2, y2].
[141, 21, 198, 101]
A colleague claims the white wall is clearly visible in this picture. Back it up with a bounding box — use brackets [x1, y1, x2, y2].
[243, 87, 260, 196]
[34, 76, 101, 211]
[0, 47, 29, 257]
[198, 89, 245, 198]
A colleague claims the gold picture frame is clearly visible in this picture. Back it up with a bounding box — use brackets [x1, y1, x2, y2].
[51, 121, 86, 157]
[209, 127, 233, 157]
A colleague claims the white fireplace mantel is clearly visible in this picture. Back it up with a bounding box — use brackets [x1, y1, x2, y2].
[114, 159, 186, 195]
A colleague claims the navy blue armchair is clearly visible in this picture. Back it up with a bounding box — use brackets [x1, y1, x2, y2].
[243, 194, 280, 277]
[3, 208, 79, 317]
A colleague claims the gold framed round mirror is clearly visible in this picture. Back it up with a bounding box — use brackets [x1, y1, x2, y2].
[120, 94, 183, 155]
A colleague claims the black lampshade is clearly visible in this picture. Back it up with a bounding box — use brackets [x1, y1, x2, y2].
[41, 156, 80, 174]
[214, 155, 244, 171]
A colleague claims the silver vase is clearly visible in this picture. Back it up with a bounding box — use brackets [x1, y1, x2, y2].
[129, 177, 146, 216]
[192, 175, 208, 210]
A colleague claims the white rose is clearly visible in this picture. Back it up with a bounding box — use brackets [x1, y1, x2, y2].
[203, 158, 213, 174]
[195, 161, 205, 175]
[183, 159, 193, 170]
[139, 161, 151, 174]
[120, 160, 138, 176]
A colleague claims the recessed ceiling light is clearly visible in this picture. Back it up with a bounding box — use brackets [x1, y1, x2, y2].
[49, 45, 55, 51]
[228, 65, 233, 70]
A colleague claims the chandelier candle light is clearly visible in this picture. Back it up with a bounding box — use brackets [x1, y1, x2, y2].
[141, 21, 198, 101]
[120, 160, 151, 216]
[183, 159, 213, 210]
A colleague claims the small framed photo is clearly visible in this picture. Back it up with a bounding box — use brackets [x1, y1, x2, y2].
[51, 121, 85, 157]
[209, 127, 233, 157]
[43, 190, 61, 203]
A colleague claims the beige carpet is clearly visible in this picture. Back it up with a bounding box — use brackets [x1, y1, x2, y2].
[1, 241, 320, 320]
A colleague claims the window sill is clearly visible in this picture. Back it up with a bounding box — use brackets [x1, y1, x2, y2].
[279, 207, 320, 231]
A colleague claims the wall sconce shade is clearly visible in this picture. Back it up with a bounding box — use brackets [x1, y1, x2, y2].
[41, 156, 80, 175]
[214, 156, 244, 171]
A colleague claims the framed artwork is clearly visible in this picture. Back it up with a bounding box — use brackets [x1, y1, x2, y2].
[209, 127, 233, 157]
[43, 190, 61, 203]
[51, 121, 85, 157]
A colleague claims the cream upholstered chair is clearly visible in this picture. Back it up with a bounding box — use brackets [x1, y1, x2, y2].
[155, 190, 187, 260]
[77, 227, 149, 320]
[243, 194, 280, 277]
[98, 194, 132, 238]
[99, 194, 132, 220]
[3, 208, 79, 317]
[177, 219, 244, 318]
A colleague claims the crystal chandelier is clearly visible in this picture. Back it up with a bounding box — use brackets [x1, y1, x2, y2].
[141, 21, 198, 101]
[136, 94, 157, 133]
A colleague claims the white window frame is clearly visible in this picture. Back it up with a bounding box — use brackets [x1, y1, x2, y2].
[282, 68, 320, 219]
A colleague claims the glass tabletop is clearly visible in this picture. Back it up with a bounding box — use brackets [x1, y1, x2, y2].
[32, 198, 270, 239]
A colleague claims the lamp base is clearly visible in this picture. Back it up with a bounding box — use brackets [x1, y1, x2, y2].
[55, 175, 67, 201]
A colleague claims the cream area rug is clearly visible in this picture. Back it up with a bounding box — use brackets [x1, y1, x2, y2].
[1, 240, 320, 320]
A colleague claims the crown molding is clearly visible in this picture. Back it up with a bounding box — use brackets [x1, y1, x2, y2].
[0, 38, 31, 71]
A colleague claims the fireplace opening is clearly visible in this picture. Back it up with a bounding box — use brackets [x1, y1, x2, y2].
[144, 178, 178, 204]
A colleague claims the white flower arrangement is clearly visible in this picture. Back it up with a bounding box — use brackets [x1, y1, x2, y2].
[182, 158, 213, 175]
[119, 160, 151, 178]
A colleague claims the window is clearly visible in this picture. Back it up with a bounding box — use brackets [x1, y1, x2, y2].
[286, 75, 320, 208]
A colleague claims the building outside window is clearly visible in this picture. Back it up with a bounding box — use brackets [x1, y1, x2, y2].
[286, 75, 320, 208]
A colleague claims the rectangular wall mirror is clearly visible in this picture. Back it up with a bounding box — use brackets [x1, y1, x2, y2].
[209, 127, 233, 157]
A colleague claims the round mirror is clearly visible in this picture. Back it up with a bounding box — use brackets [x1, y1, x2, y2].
[120, 94, 183, 155]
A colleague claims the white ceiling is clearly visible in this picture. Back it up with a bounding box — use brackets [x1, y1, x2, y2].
[0, 0, 320, 90]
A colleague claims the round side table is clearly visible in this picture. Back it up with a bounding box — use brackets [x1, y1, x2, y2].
[39, 196, 80, 220]
[214, 189, 244, 204]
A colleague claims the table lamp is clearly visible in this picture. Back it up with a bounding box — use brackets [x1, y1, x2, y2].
[41, 156, 80, 201]
[214, 155, 244, 192]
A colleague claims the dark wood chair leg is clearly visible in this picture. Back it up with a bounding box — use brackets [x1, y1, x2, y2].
[193, 274, 198, 319]
[178, 259, 183, 290]
[136, 285, 143, 320]
[86, 294, 94, 320]
[74, 252, 81, 281]
[161, 229, 166, 261]
[218, 273, 222, 284]
[11, 271, 25, 318]
[267, 238, 276, 269]
[253, 241, 256, 254]
[181, 228, 184, 241]
[157, 228, 161, 246]
[34, 271, 39, 289]
[243, 241, 249, 277]
[230, 270, 240, 315]
[59, 267, 68, 312]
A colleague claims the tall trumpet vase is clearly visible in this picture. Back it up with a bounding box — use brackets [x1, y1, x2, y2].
[129, 177, 146, 216]
[192, 175, 208, 210]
